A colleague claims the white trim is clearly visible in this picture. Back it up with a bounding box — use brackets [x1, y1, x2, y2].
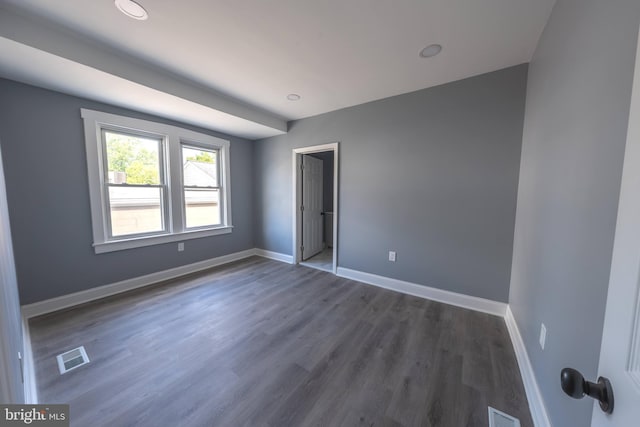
[254, 249, 294, 264]
[0, 143, 25, 404]
[292, 151, 302, 263]
[81, 108, 233, 254]
[21, 249, 255, 319]
[334, 266, 548, 425]
[16, 247, 542, 426]
[505, 307, 552, 427]
[336, 267, 507, 317]
[21, 315, 37, 403]
[20, 247, 294, 319]
[93, 226, 232, 254]
[81, 108, 231, 146]
[18, 246, 290, 401]
[292, 143, 339, 274]
[293, 143, 340, 154]
[591, 24, 640, 427]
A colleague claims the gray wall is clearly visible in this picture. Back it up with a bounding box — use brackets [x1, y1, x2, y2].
[0, 79, 255, 304]
[509, 1, 640, 426]
[255, 65, 528, 302]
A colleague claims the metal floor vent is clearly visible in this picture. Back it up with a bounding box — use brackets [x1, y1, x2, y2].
[488, 407, 521, 427]
[56, 346, 89, 374]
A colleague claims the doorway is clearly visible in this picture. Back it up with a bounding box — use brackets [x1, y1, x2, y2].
[292, 143, 338, 274]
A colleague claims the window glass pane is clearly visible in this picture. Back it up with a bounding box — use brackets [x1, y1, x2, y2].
[109, 187, 164, 236]
[182, 146, 217, 187]
[105, 132, 161, 185]
[185, 189, 220, 228]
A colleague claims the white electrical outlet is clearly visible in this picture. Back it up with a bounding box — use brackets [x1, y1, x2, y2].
[178, 242, 184, 252]
[388, 251, 396, 262]
[539, 323, 547, 350]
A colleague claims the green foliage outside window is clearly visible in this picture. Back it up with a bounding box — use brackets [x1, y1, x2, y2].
[186, 151, 215, 164]
[106, 133, 160, 185]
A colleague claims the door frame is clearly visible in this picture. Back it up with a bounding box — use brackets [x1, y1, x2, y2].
[0, 143, 25, 404]
[292, 143, 339, 273]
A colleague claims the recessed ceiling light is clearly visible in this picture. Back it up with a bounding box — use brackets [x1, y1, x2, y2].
[419, 44, 442, 58]
[287, 94, 301, 101]
[115, 0, 148, 20]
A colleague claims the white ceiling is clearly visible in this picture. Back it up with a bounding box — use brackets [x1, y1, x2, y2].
[0, 0, 555, 139]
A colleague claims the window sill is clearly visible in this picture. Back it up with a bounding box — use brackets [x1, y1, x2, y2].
[93, 226, 233, 254]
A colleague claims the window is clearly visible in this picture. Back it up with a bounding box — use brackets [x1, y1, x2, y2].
[104, 130, 167, 238]
[181, 145, 221, 229]
[82, 109, 232, 253]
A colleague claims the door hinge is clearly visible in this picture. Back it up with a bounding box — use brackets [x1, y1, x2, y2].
[18, 351, 24, 383]
[300, 164, 304, 171]
[300, 205, 304, 211]
[301, 246, 304, 252]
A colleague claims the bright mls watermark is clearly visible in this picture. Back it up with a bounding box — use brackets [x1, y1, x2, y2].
[1, 405, 69, 426]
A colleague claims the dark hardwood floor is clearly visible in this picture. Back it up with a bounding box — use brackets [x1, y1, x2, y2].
[29, 256, 533, 427]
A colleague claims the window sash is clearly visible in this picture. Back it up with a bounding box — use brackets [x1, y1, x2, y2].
[100, 130, 169, 240]
[104, 184, 169, 239]
[183, 185, 220, 190]
[100, 128, 166, 185]
[183, 187, 221, 229]
[181, 144, 222, 230]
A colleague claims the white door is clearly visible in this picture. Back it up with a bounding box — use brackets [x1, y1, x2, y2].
[0, 144, 25, 403]
[302, 155, 323, 260]
[591, 24, 640, 427]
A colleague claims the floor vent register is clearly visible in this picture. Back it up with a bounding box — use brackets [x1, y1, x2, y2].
[56, 346, 90, 374]
[488, 407, 521, 427]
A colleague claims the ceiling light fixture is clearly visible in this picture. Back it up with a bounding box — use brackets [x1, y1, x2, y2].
[287, 94, 301, 101]
[419, 44, 442, 58]
[115, 0, 149, 20]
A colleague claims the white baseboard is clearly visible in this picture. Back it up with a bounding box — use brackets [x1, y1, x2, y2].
[336, 267, 507, 317]
[21, 315, 37, 403]
[505, 307, 552, 427]
[18, 247, 544, 426]
[21, 248, 256, 319]
[18, 246, 290, 402]
[253, 248, 294, 264]
[335, 267, 549, 425]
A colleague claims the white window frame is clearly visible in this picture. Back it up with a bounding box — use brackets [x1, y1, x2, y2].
[82, 109, 232, 254]
[101, 127, 169, 240]
[180, 142, 224, 230]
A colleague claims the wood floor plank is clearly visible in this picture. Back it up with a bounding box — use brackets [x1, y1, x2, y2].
[29, 257, 533, 427]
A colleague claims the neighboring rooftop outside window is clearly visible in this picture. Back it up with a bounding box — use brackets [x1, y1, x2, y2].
[182, 146, 221, 229]
[104, 131, 165, 237]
